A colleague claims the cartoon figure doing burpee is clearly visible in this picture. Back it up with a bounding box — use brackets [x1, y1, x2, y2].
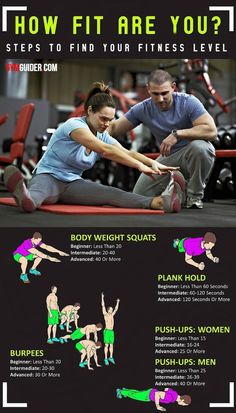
[46, 289, 120, 371]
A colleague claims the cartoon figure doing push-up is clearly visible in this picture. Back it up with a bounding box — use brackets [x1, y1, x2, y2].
[13, 232, 69, 283]
[173, 232, 219, 270]
[116, 387, 191, 412]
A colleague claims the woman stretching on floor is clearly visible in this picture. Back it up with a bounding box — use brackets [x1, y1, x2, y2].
[4, 82, 185, 213]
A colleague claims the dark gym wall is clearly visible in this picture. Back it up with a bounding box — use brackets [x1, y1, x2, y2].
[26, 59, 236, 123]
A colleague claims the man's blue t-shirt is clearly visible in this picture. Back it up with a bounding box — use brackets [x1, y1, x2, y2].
[35, 117, 118, 182]
[125, 92, 207, 154]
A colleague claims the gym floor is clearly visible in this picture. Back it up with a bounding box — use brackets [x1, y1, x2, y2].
[0, 190, 235, 227]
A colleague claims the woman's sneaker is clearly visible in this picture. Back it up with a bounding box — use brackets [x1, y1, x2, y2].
[4, 165, 36, 212]
[161, 171, 186, 213]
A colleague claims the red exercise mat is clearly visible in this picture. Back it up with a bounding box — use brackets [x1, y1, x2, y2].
[0, 198, 164, 215]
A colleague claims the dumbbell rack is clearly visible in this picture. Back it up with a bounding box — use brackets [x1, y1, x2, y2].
[204, 149, 236, 200]
[207, 97, 236, 200]
[204, 123, 236, 200]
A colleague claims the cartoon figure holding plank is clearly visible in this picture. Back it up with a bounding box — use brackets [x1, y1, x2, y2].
[173, 232, 219, 270]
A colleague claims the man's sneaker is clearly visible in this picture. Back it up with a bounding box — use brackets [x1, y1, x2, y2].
[59, 324, 65, 330]
[59, 337, 68, 343]
[186, 197, 203, 209]
[51, 338, 60, 343]
[20, 274, 30, 283]
[173, 238, 179, 248]
[161, 171, 186, 213]
[29, 268, 41, 276]
[3, 165, 36, 212]
[116, 389, 122, 399]
[47, 339, 53, 344]
[108, 357, 115, 364]
[104, 358, 109, 366]
[79, 362, 85, 368]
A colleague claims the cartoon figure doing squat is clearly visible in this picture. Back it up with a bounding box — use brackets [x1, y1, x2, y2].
[13, 232, 69, 283]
